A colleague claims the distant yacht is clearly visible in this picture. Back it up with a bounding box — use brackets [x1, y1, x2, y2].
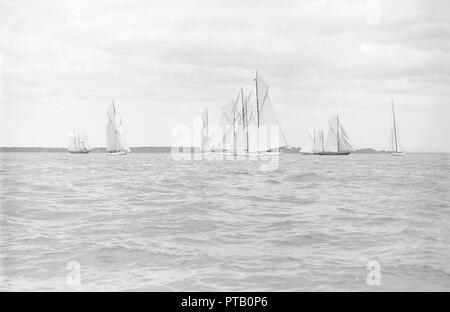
[389, 100, 406, 156]
[319, 115, 353, 156]
[105, 101, 131, 155]
[201, 107, 210, 153]
[209, 71, 288, 156]
[67, 130, 90, 154]
[302, 128, 324, 155]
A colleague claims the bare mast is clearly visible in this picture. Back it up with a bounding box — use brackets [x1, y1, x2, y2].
[337, 115, 340, 152]
[392, 100, 398, 152]
[233, 100, 237, 154]
[240, 87, 248, 152]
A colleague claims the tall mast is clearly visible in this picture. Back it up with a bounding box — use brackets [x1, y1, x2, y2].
[313, 128, 316, 149]
[337, 115, 340, 152]
[206, 107, 209, 140]
[392, 100, 398, 152]
[241, 87, 248, 152]
[321, 131, 324, 153]
[255, 71, 260, 128]
[233, 101, 237, 153]
[203, 107, 208, 153]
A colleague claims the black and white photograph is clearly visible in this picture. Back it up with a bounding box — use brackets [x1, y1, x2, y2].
[0, 0, 449, 295]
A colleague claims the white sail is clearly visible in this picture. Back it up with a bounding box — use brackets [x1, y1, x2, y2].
[201, 107, 210, 152]
[105, 101, 130, 153]
[210, 72, 287, 154]
[67, 130, 77, 152]
[390, 101, 404, 153]
[305, 128, 315, 153]
[325, 115, 353, 153]
[255, 72, 288, 152]
[315, 130, 325, 153]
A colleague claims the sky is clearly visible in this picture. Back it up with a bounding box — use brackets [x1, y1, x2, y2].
[0, 0, 449, 152]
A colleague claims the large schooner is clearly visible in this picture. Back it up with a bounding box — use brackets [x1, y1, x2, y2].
[389, 100, 406, 156]
[319, 115, 353, 156]
[209, 71, 288, 156]
[67, 130, 91, 154]
[105, 101, 131, 155]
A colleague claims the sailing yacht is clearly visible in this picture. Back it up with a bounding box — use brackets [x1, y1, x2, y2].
[319, 115, 353, 156]
[389, 100, 406, 156]
[210, 72, 288, 156]
[201, 107, 210, 153]
[105, 101, 131, 155]
[302, 128, 324, 155]
[68, 130, 91, 154]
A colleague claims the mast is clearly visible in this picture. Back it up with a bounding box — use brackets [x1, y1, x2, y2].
[313, 128, 316, 151]
[233, 101, 237, 153]
[321, 131, 324, 153]
[241, 87, 248, 152]
[202, 107, 208, 153]
[255, 71, 260, 128]
[337, 115, 340, 152]
[205, 107, 209, 139]
[73, 132, 77, 152]
[392, 100, 398, 152]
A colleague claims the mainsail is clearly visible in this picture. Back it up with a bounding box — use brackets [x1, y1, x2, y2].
[324, 115, 353, 153]
[309, 128, 324, 154]
[201, 107, 210, 152]
[105, 101, 131, 153]
[254, 72, 289, 152]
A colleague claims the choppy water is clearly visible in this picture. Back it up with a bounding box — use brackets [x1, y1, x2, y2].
[0, 152, 449, 291]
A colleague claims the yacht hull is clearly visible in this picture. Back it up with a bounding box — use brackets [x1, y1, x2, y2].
[107, 151, 127, 155]
[319, 152, 351, 156]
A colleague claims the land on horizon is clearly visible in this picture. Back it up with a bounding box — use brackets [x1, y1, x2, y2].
[0, 147, 444, 154]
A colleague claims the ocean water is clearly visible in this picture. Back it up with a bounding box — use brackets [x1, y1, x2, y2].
[0, 152, 448, 291]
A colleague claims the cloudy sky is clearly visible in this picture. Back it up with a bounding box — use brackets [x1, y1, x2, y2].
[1, 0, 449, 152]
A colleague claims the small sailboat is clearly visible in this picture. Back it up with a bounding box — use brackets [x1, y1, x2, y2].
[105, 101, 131, 155]
[201, 107, 210, 153]
[67, 130, 91, 154]
[390, 100, 406, 156]
[319, 115, 353, 156]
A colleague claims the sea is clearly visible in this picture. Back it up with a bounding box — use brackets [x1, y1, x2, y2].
[0, 152, 449, 291]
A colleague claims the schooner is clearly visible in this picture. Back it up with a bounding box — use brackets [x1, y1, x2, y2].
[319, 115, 353, 156]
[389, 100, 406, 156]
[67, 130, 91, 154]
[207, 72, 288, 156]
[105, 101, 131, 155]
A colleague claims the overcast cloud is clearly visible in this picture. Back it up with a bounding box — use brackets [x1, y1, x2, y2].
[1, 0, 449, 151]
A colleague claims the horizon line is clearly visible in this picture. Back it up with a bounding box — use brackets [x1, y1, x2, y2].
[0, 146, 448, 154]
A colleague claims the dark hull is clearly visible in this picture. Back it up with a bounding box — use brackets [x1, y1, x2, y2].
[69, 151, 90, 154]
[319, 152, 351, 156]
